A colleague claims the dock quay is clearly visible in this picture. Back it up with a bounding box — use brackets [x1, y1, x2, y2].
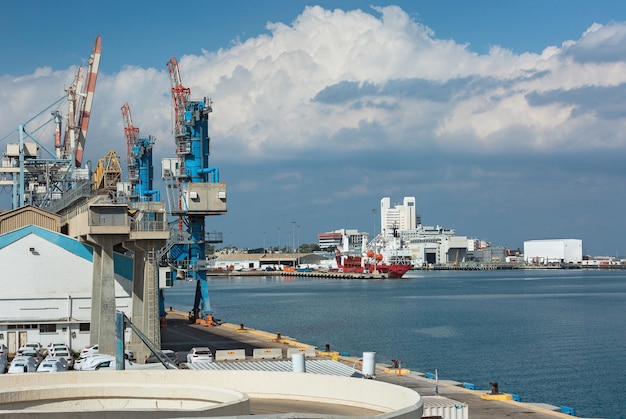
[161, 310, 577, 418]
[207, 270, 389, 279]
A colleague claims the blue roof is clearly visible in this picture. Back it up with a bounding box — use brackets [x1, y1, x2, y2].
[0, 225, 93, 261]
[0, 225, 133, 281]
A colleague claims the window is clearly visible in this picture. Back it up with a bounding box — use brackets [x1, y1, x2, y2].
[40, 324, 57, 333]
[79, 323, 90, 332]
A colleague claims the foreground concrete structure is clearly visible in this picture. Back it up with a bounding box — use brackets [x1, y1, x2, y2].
[0, 369, 423, 418]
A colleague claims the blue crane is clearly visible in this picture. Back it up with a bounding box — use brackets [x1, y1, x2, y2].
[163, 57, 226, 324]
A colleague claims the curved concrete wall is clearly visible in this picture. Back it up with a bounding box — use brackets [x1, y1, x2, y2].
[0, 370, 422, 418]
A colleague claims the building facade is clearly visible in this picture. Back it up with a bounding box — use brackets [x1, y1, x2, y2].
[380, 197, 419, 235]
[0, 225, 133, 355]
[524, 239, 583, 264]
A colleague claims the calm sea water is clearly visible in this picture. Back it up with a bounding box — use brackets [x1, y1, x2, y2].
[164, 269, 626, 419]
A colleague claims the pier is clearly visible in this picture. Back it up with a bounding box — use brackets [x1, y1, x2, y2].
[161, 310, 577, 418]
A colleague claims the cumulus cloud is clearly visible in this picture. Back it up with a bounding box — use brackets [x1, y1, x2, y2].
[1, 5, 626, 253]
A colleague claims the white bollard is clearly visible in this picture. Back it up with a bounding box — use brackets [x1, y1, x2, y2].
[292, 352, 306, 373]
[362, 351, 376, 378]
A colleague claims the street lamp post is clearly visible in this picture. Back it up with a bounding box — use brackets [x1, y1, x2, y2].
[297, 224, 300, 266]
[277, 227, 281, 269]
[372, 208, 377, 238]
[291, 220, 296, 253]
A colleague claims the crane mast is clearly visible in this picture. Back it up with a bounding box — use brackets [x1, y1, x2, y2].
[163, 56, 226, 323]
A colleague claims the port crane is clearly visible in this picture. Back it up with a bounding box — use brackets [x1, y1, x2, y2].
[0, 35, 101, 210]
[162, 56, 226, 323]
[121, 103, 159, 202]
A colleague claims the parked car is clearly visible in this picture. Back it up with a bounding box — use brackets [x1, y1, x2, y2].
[21, 342, 43, 353]
[146, 349, 180, 366]
[19, 350, 43, 366]
[186, 347, 214, 363]
[46, 342, 69, 355]
[80, 344, 99, 358]
[79, 344, 134, 361]
[0, 344, 7, 358]
[8, 356, 38, 373]
[51, 350, 75, 368]
[37, 357, 69, 372]
[0, 355, 7, 374]
[79, 354, 132, 371]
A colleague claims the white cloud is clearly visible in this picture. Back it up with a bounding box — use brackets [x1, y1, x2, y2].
[2, 6, 626, 253]
[4, 6, 626, 166]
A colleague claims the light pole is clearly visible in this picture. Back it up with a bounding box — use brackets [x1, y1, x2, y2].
[296, 224, 300, 266]
[277, 227, 281, 269]
[372, 208, 377, 238]
[263, 231, 266, 253]
[291, 220, 296, 253]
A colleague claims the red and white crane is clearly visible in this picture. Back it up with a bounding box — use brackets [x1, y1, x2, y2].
[62, 35, 101, 168]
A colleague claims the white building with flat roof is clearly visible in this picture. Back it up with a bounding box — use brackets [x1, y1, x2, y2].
[380, 197, 418, 235]
[524, 239, 583, 264]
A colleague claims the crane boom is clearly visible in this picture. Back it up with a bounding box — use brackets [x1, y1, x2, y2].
[121, 102, 140, 166]
[74, 35, 102, 168]
[166, 56, 190, 138]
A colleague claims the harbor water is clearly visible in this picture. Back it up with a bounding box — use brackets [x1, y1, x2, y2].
[164, 269, 626, 419]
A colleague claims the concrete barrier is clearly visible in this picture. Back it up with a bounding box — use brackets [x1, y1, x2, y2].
[0, 369, 423, 418]
[287, 347, 316, 358]
[253, 347, 283, 359]
[215, 349, 246, 361]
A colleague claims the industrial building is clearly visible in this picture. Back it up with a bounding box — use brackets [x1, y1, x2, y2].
[400, 225, 469, 266]
[524, 239, 583, 265]
[0, 207, 134, 355]
[317, 228, 369, 252]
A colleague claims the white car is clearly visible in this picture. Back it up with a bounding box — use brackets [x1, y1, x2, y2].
[19, 350, 43, 366]
[51, 350, 75, 368]
[80, 344, 99, 358]
[21, 342, 43, 353]
[37, 357, 69, 372]
[186, 347, 214, 363]
[0, 343, 7, 358]
[79, 344, 134, 362]
[79, 354, 132, 371]
[8, 356, 38, 373]
[46, 342, 69, 355]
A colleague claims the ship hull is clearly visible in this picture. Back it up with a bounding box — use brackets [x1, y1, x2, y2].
[336, 256, 411, 279]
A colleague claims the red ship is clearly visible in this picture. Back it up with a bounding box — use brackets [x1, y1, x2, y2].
[335, 250, 412, 279]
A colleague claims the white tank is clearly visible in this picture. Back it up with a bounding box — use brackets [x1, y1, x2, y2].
[291, 352, 306, 373]
[362, 351, 376, 378]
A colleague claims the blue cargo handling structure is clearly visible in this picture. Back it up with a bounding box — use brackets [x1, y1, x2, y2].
[162, 56, 227, 324]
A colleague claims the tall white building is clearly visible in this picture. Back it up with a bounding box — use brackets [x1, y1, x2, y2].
[380, 197, 417, 235]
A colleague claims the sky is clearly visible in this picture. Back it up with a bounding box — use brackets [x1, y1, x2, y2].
[2, 1, 626, 256]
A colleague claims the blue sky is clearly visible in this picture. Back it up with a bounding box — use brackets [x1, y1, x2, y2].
[2, 1, 626, 256]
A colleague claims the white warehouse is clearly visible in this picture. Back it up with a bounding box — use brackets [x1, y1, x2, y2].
[524, 239, 583, 264]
